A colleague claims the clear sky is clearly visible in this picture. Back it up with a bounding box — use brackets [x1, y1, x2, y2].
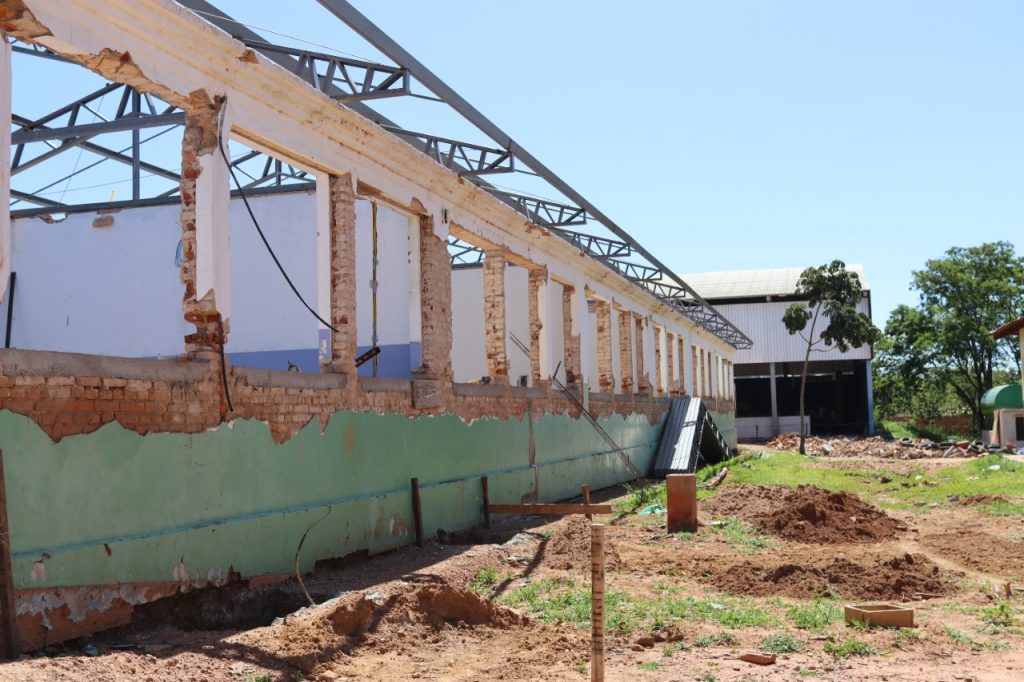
[16, 1, 1024, 327]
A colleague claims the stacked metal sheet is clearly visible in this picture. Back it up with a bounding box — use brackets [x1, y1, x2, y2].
[652, 397, 729, 476]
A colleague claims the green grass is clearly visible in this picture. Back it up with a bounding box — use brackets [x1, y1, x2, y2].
[467, 567, 512, 596]
[893, 627, 922, 647]
[709, 517, 772, 553]
[796, 668, 823, 677]
[698, 452, 1022, 515]
[878, 419, 967, 442]
[637, 661, 661, 671]
[823, 638, 882, 659]
[760, 633, 804, 653]
[498, 580, 777, 633]
[787, 599, 843, 632]
[693, 631, 736, 648]
[245, 676, 273, 682]
[980, 602, 1019, 628]
[614, 481, 667, 513]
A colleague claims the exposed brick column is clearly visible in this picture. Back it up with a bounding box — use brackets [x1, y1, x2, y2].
[483, 250, 509, 383]
[678, 336, 688, 396]
[594, 299, 613, 393]
[666, 332, 678, 395]
[527, 267, 548, 386]
[325, 174, 358, 375]
[616, 307, 633, 394]
[561, 285, 581, 386]
[416, 214, 452, 381]
[634, 314, 651, 394]
[180, 99, 228, 362]
[654, 325, 665, 396]
[691, 344, 699, 397]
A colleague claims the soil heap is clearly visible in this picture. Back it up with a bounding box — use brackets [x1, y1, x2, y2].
[702, 484, 901, 543]
[543, 515, 622, 571]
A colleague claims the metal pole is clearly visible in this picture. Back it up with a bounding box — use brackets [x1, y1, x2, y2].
[131, 90, 141, 201]
[4, 273, 15, 349]
[590, 523, 605, 682]
[410, 477, 423, 547]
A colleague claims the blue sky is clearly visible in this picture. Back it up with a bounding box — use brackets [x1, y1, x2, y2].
[14, 1, 1023, 326]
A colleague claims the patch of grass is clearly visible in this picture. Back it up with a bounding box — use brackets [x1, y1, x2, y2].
[787, 599, 843, 632]
[979, 502, 1024, 516]
[760, 633, 804, 653]
[637, 661, 661, 671]
[697, 673, 718, 682]
[942, 626, 1008, 651]
[661, 641, 689, 655]
[540, 528, 556, 539]
[893, 627, 922, 647]
[878, 419, 965, 442]
[710, 517, 772, 553]
[499, 581, 776, 634]
[614, 482, 667, 513]
[245, 676, 273, 682]
[574, 660, 587, 675]
[468, 567, 501, 595]
[693, 631, 737, 648]
[980, 602, 1019, 628]
[823, 638, 882, 659]
[796, 668, 823, 677]
[674, 530, 697, 542]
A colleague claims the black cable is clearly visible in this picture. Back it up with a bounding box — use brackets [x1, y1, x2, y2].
[216, 316, 234, 412]
[216, 138, 338, 333]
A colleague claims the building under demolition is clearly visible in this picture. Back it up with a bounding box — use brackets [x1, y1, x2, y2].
[0, 0, 749, 649]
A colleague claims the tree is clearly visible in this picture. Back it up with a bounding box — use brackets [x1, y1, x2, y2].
[885, 242, 1024, 432]
[782, 261, 880, 454]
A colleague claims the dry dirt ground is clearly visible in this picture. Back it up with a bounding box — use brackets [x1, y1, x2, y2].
[2, 453, 1023, 681]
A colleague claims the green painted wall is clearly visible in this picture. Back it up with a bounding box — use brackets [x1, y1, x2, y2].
[709, 409, 737, 450]
[0, 408, 666, 589]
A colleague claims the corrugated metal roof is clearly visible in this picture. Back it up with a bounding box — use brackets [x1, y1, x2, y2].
[681, 265, 869, 300]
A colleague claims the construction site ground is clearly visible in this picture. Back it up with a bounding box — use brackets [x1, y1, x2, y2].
[2, 448, 1023, 681]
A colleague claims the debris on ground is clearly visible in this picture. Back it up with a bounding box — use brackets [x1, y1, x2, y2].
[763, 433, 1015, 458]
[702, 484, 902, 543]
[698, 552, 950, 600]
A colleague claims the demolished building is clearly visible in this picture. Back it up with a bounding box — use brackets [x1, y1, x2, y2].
[0, 0, 750, 649]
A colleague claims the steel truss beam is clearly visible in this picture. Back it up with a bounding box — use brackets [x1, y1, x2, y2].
[487, 190, 587, 228]
[315, 0, 751, 349]
[381, 125, 513, 176]
[447, 236, 484, 267]
[238, 39, 410, 103]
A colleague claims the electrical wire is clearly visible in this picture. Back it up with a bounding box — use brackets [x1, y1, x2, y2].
[217, 136, 338, 334]
[187, 7, 377, 63]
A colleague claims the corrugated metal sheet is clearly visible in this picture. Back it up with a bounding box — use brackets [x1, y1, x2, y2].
[653, 397, 729, 476]
[715, 300, 873, 365]
[681, 265, 869, 300]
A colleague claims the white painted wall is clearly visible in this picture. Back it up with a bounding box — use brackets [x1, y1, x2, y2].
[2, 204, 188, 357]
[451, 268, 486, 383]
[450, 265, 533, 385]
[718, 299, 873, 365]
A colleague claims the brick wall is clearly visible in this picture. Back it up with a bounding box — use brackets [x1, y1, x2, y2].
[482, 251, 508, 383]
[0, 349, 672, 445]
[561, 286, 581, 385]
[594, 300, 613, 393]
[616, 307, 634, 394]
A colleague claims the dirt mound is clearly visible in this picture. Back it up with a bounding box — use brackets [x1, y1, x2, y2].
[702, 552, 948, 600]
[248, 584, 529, 674]
[921, 530, 1024, 578]
[958, 494, 1010, 506]
[703, 484, 901, 543]
[543, 515, 622, 571]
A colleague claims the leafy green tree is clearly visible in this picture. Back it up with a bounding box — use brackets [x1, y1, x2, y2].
[783, 261, 880, 454]
[893, 241, 1024, 431]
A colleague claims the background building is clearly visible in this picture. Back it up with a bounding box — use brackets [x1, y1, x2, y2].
[685, 266, 874, 440]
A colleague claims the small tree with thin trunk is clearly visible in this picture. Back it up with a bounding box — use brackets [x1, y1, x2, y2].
[783, 261, 880, 454]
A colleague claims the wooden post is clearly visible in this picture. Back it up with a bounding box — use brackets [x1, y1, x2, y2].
[590, 523, 605, 682]
[581, 484, 592, 520]
[481, 476, 490, 530]
[410, 477, 424, 547]
[666, 473, 698, 533]
[0, 450, 20, 659]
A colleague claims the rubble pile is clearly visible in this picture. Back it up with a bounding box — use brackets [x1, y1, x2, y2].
[764, 433, 1016, 459]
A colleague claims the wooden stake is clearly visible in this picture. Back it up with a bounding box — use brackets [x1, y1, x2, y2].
[0, 450, 20, 659]
[581, 484, 592, 520]
[410, 477, 424, 547]
[590, 523, 605, 682]
[481, 476, 490, 530]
